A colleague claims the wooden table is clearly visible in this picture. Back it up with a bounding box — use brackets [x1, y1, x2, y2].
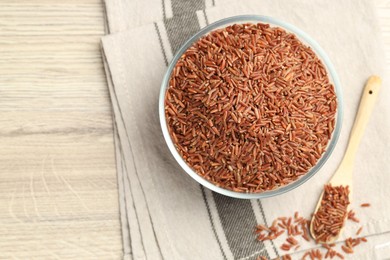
[0, 1, 388, 258]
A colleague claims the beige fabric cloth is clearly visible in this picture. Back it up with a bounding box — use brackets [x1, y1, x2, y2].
[102, 0, 390, 259]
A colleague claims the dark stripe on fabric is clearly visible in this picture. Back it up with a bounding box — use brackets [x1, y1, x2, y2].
[162, 3, 232, 259]
[171, 0, 205, 16]
[161, 0, 166, 20]
[257, 200, 279, 258]
[213, 193, 267, 259]
[164, 12, 201, 55]
[201, 186, 228, 260]
[203, 9, 209, 27]
[212, 0, 216, 6]
[200, 13, 269, 260]
[154, 23, 169, 67]
[164, 0, 205, 54]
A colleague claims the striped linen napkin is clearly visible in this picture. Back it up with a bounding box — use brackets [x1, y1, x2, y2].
[101, 0, 390, 259]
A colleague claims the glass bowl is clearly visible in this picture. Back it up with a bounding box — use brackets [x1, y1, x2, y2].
[159, 15, 343, 199]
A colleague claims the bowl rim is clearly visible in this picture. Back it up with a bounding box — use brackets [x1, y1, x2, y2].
[159, 15, 343, 199]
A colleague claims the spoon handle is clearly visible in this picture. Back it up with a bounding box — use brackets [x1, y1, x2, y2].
[342, 76, 382, 165]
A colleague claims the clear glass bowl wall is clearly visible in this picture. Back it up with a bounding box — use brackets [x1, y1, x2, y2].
[159, 15, 343, 199]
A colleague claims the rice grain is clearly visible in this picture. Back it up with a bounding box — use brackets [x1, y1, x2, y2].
[165, 22, 337, 192]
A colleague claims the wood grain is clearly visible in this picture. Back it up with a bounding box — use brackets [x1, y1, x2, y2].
[0, 1, 121, 259]
[0, 0, 388, 259]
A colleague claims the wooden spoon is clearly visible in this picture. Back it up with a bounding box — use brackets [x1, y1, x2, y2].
[310, 75, 382, 243]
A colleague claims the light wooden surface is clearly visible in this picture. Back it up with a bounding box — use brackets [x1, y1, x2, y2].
[0, 1, 388, 259]
[0, 1, 121, 259]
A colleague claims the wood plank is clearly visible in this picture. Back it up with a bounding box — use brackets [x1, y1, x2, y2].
[0, 0, 122, 258]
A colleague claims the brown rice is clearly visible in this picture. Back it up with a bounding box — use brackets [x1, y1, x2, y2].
[165, 22, 337, 192]
[254, 208, 368, 259]
[312, 185, 350, 243]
